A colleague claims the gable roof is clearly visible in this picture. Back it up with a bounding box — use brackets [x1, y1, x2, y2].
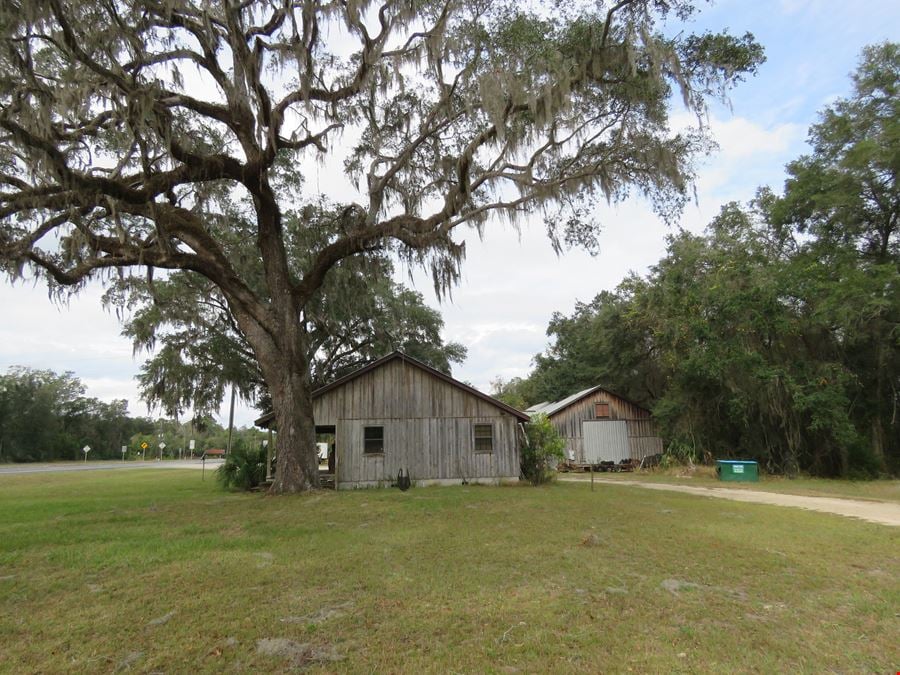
[525, 385, 651, 418]
[254, 351, 530, 428]
[525, 401, 551, 414]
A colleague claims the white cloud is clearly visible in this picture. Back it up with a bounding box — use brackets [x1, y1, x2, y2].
[708, 116, 803, 160]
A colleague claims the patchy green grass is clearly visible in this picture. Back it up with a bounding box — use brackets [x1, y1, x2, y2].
[591, 466, 900, 503]
[1, 470, 898, 673]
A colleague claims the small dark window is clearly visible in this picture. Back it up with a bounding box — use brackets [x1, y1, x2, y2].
[595, 403, 610, 418]
[474, 423, 493, 453]
[363, 426, 384, 454]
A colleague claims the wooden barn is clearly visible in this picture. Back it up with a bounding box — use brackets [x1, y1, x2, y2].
[255, 352, 528, 489]
[526, 386, 663, 466]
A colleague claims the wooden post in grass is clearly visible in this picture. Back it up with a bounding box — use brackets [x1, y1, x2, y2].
[591, 466, 594, 491]
[266, 428, 274, 481]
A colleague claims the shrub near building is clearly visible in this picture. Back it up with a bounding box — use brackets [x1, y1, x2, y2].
[522, 415, 566, 485]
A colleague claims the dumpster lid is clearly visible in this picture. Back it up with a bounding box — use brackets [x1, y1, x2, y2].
[716, 459, 758, 464]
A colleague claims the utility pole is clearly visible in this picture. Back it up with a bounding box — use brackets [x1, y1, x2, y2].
[225, 385, 236, 456]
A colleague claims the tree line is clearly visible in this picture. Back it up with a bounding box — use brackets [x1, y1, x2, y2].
[495, 43, 899, 478]
[0, 367, 267, 462]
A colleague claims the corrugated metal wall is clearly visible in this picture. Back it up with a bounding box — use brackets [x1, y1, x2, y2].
[582, 420, 630, 462]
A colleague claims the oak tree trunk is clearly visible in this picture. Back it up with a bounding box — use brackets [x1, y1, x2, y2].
[232, 298, 321, 493]
[268, 360, 320, 493]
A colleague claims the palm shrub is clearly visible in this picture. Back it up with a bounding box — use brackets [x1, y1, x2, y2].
[216, 444, 267, 491]
[522, 414, 566, 485]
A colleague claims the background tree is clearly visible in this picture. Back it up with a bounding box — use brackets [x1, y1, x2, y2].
[521, 288, 665, 406]
[0, 0, 763, 492]
[766, 42, 899, 471]
[506, 43, 898, 477]
[0, 366, 155, 461]
[106, 204, 466, 419]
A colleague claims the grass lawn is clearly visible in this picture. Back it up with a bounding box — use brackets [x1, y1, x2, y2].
[1, 471, 898, 673]
[592, 466, 900, 503]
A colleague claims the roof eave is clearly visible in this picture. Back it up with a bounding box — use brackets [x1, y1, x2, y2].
[254, 351, 530, 428]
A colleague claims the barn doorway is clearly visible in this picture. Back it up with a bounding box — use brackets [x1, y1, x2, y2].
[582, 420, 631, 464]
[315, 425, 336, 489]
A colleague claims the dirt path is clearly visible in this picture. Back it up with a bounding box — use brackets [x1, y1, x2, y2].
[560, 476, 900, 527]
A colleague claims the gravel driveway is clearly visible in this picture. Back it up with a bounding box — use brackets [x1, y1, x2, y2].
[560, 476, 900, 527]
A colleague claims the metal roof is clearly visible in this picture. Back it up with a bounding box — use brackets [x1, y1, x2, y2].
[524, 401, 551, 414]
[254, 351, 530, 428]
[529, 386, 605, 417]
[527, 385, 652, 418]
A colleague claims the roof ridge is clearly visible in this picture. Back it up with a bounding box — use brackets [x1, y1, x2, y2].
[254, 351, 530, 427]
[527, 384, 651, 417]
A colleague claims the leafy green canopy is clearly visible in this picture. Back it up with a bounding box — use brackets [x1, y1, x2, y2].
[0, 1, 762, 299]
[508, 43, 899, 477]
[0, 367, 152, 461]
[0, 365, 270, 461]
[104, 226, 467, 418]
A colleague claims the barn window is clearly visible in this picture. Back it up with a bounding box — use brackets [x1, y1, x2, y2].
[363, 426, 384, 454]
[474, 423, 494, 453]
[594, 403, 610, 418]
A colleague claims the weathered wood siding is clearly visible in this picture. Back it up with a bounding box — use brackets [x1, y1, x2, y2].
[314, 358, 521, 488]
[548, 390, 663, 463]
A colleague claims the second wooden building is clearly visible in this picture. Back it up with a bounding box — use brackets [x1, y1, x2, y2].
[527, 386, 663, 466]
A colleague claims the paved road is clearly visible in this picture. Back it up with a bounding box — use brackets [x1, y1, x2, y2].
[0, 459, 223, 475]
[560, 476, 900, 527]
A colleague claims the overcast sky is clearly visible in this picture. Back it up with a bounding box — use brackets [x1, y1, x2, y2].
[2, 0, 898, 428]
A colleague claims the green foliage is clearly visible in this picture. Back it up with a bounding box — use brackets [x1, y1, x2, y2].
[105, 205, 467, 419]
[215, 444, 267, 491]
[490, 376, 535, 411]
[0, 367, 153, 462]
[510, 44, 899, 478]
[521, 415, 566, 485]
[0, 365, 271, 463]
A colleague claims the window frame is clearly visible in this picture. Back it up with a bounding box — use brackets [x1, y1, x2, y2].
[473, 422, 494, 454]
[594, 402, 611, 418]
[363, 425, 384, 455]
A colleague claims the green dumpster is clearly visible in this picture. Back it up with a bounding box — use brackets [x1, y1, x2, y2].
[716, 460, 759, 482]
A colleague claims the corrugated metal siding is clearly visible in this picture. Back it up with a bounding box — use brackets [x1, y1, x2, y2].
[583, 420, 631, 463]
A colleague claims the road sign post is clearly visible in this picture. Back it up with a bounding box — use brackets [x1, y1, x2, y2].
[121, 445, 127, 462]
[82, 445, 90, 462]
[158, 442, 166, 461]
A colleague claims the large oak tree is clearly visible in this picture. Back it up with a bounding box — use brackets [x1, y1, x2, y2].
[105, 206, 467, 420]
[0, 0, 762, 492]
